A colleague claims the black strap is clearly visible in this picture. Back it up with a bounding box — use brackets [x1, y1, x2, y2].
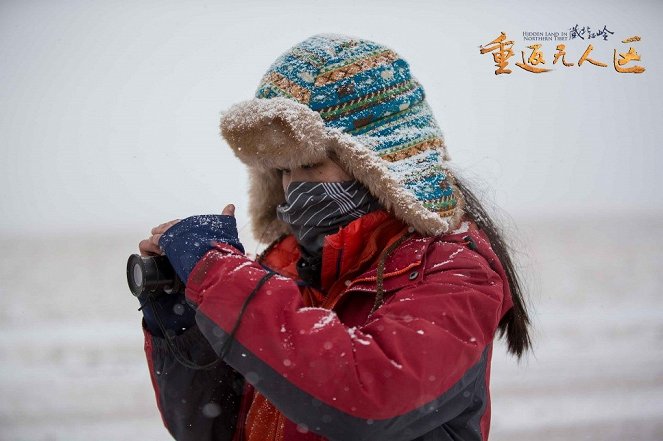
[149, 270, 276, 370]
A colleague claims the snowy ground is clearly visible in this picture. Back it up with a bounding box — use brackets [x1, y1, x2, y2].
[1, 215, 662, 441]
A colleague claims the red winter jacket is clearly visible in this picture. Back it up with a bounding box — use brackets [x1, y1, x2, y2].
[143, 210, 513, 441]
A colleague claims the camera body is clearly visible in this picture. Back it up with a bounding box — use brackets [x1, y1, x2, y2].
[127, 254, 184, 299]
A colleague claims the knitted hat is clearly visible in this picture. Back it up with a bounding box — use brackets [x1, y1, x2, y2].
[219, 33, 464, 243]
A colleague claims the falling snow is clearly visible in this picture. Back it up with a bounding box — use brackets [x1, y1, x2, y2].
[430, 248, 464, 269]
[311, 311, 336, 331]
[347, 327, 372, 346]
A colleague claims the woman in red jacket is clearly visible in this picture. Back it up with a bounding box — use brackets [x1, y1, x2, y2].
[137, 33, 532, 441]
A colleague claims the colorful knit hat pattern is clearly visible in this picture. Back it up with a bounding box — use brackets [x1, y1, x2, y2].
[219, 33, 464, 243]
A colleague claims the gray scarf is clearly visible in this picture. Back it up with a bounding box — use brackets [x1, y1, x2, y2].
[276, 180, 382, 257]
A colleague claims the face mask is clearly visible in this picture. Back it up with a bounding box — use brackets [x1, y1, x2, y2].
[276, 180, 382, 257]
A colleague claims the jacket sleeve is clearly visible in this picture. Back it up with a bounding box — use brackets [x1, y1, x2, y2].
[184, 240, 508, 441]
[143, 318, 244, 441]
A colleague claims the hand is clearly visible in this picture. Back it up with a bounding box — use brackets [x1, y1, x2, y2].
[150, 204, 243, 284]
[138, 204, 235, 256]
[136, 204, 239, 339]
[139, 219, 181, 257]
[137, 205, 235, 256]
[221, 203, 235, 217]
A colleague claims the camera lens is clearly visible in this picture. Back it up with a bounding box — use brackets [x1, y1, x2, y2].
[127, 254, 183, 298]
[133, 264, 143, 288]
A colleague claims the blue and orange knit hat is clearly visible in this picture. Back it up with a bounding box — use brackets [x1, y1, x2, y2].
[219, 33, 464, 242]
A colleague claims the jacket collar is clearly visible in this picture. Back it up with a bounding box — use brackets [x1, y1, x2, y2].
[259, 210, 408, 301]
[259, 213, 513, 315]
[319, 209, 408, 300]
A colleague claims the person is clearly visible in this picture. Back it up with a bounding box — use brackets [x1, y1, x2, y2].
[136, 33, 532, 441]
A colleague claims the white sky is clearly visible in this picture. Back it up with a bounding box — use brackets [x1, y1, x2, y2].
[1, 0, 661, 238]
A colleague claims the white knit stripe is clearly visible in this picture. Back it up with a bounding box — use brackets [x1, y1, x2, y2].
[341, 180, 365, 213]
[299, 205, 344, 238]
[339, 179, 359, 195]
[347, 180, 360, 197]
[285, 181, 310, 200]
[302, 183, 370, 237]
[288, 194, 323, 223]
[321, 182, 352, 213]
[348, 190, 370, 218]
[298, 200, 338, 239]
[282, 182, 324, 213]
[322, 182, 356, 214]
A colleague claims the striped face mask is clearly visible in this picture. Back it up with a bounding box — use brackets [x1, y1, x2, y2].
[276, 180, 382, 257]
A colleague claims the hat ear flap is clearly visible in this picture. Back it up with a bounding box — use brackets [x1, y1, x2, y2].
[247, 167, 290, 243]
[222, 116, 294, 166]
[220, 97, 330, 171]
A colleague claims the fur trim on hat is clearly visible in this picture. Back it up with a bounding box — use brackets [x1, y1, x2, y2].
[220, 97, 464, 243]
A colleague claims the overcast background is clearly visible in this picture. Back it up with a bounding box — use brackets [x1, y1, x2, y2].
[1, 0, 662, 440]
[1, 0, 661, 237]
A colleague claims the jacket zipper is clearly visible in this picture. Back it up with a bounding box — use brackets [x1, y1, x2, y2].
[334, 247, 344, 282]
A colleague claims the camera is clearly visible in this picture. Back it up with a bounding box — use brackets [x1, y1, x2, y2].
[126, 254, 184, 298]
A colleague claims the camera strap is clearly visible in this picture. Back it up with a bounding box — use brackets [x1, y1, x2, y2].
[149, 270, 276, 370]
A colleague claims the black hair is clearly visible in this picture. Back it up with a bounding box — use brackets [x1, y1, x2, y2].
[454, 175, 533, 359]
[269, 155, 533, 358]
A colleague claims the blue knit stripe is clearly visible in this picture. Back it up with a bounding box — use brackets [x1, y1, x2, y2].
[251, 33, 459, 222]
